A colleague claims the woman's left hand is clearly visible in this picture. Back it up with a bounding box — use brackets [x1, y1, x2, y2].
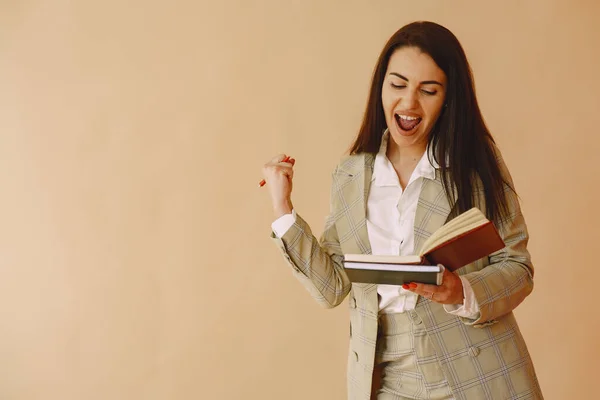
[402, 267, 464, 305]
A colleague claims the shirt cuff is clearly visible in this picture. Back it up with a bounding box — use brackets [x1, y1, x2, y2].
[271, 209, 296, 238]
[443, 276, 480, 319]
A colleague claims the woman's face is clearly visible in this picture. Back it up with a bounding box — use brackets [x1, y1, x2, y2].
[381, 46, 447, 150]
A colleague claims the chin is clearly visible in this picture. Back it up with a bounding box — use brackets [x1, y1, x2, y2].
[389, 125, 428, 148]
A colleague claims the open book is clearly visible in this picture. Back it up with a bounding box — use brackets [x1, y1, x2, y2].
[343, 207, 505, 285]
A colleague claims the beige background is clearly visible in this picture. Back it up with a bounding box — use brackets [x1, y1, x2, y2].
[0, 0, 599, 399]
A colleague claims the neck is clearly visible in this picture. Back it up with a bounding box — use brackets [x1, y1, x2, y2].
[386, 140, 427, 166]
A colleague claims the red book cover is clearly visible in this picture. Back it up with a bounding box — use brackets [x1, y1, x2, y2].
[423, 222, 505, 272]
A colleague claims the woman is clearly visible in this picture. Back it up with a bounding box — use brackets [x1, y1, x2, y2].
[262, 21, 542, 400]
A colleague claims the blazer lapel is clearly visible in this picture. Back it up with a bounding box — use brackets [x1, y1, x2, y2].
[413, 169, 457, 254]
[333, 153, 374, 256]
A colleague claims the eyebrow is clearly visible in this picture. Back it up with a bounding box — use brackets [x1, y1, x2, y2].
[389, 72, 444, 87]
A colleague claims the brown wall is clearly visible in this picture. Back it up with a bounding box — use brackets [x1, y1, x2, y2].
[1, 1, 598, 399]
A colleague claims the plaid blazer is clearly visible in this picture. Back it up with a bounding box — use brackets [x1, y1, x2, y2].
[271, 151, 543, 400]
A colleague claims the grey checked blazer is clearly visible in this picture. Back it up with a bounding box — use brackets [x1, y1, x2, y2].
[271, 150, 543, 400]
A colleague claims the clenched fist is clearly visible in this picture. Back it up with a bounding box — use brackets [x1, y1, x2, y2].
[262, 154, 296, 218]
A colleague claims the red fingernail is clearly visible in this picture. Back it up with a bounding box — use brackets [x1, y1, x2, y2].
[402, 284, 409, 289]
[409, 283, 417, 289]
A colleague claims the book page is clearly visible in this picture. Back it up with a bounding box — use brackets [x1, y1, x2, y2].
[420, 208, 488, 255]
[343, 254, 422, 264]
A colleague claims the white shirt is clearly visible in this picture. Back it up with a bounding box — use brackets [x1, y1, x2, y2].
[369, 131, 433, 313]
[272, 130, 479, 318]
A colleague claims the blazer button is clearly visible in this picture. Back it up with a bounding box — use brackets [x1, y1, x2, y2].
[353, 351, 359, 362]
[409, 311, 422, 325]
[468, 346, 480, 357]
[349, 297, 356, 308]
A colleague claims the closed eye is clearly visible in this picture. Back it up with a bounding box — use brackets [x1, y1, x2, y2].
[391, 83, 436, 96]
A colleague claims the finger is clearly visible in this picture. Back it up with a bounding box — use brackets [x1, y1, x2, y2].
[279, 160, 294, 167]
[273, 165, 294, 179]
[262, 164, 294, 182]
[263, 160, 294, 172]
[403, 282, 440, 296]
[269, 154, 288, 164]
[402, 282, 446, 303]
[442, 267, 453, 280]
[279, 156, 295, 166]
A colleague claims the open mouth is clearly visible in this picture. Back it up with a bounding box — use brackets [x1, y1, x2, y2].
[395, 113, 422, 132]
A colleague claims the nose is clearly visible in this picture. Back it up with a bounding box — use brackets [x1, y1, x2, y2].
[401, 88, 418, 109]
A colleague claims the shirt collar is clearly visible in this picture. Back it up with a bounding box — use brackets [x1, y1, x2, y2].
[372, 129, 438, 187]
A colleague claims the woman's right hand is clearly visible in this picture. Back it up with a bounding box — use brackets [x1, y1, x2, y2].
[262, 154, 296, 218]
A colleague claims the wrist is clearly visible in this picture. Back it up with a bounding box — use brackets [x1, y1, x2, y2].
[273, 200, 293, 218]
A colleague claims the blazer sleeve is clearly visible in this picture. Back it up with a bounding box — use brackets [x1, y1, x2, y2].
[269, 169, 352, 308]
[460, 151, 535, 327]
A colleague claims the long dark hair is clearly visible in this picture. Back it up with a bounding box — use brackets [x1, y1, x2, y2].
[349, 21, 513, 225]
